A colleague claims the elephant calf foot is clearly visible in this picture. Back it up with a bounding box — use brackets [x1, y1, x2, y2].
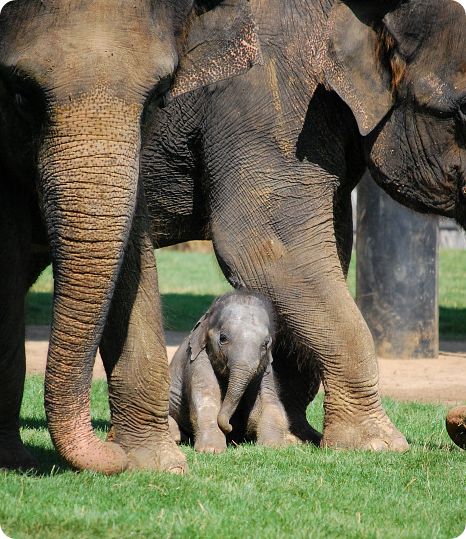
[0, 436, 38, 471]
[256, 429, 291, 448]
[321, 409, 409, 452]
[168, 416, 182, 444]
[255, 414, 295, 448]
[194, 428, 227, 454]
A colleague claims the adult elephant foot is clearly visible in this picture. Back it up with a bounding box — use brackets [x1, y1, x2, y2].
[126, 436, 188, 474]
[0, 437, 38, 471]
[321, 411, 409, 452]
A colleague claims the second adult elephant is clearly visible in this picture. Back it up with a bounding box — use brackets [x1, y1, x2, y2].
[141, 0, 466, 450]
[0, 0, 261, 473]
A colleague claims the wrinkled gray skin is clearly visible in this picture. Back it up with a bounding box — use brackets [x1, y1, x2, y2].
[169, 291, 317, 452]
[142, 0, 466, 451]
[0, 0, 261, 474]
[1, 0, 465, 474]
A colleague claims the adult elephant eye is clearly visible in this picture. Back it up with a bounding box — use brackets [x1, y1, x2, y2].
[14, 90, 34, 120]
[459, 100, 466, 120]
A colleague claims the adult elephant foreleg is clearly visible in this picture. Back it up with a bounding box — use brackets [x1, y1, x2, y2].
[212, 205, 408, 451]
[269, 190, 354, 446]
[99, 188, 187, 473]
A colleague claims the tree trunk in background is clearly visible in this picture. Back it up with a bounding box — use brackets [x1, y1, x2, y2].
[356, 172, 439, 359]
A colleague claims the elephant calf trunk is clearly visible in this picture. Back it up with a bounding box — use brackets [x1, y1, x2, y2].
[217, 412, 234, 435]
[218, 368, 255, 434]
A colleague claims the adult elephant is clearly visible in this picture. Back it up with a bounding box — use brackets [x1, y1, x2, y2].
[0, 0, 262, 474]
[141, 0, 466, 450]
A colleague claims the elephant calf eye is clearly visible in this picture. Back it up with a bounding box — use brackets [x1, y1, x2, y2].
[218, 333, 229, 346]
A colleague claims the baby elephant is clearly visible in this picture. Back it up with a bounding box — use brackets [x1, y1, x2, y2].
[169, 290, 293, 453]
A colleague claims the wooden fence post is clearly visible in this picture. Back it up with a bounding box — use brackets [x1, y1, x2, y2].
[356, 172, 439, 359]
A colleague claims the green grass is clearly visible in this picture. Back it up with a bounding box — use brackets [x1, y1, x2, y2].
[0, 376, 464, 539]
[26, 249, 466, 337]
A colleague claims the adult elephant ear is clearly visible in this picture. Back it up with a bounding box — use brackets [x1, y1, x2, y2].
[324, 0, 426, 136]
[168, 0, 262, 99]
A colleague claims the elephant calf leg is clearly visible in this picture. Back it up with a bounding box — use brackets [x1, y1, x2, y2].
[189, 353, 227, 454]
[248, 368, 295, 447]
[100, 200, 187, 474]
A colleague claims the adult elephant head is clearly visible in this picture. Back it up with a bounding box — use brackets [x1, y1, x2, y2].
[325, 0, 466, 225]
[325, 0, 465, 448]
[0, 0, 261, 473]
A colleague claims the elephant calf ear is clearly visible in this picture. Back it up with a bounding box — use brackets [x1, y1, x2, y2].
[325, 1, 394, 136]
[169, 0, 263, 99]
[188, 313, 210, 361]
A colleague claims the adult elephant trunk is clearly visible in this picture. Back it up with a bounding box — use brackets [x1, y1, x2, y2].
[39, 91, 143, 474]
[218, 363, 258, 434]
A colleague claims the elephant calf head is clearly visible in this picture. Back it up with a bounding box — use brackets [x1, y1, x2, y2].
[0, 0, 261, 473]
[189, 290, 275, 435]
[325, 0, 466, 226]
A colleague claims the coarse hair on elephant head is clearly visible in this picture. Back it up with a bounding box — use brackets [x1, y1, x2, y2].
[0, 0, 261, 474]
[188, 290, 276, 434]
[325, 0, 466, 226]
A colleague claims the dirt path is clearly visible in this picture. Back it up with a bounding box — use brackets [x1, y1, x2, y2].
[25, 326, 466, 405]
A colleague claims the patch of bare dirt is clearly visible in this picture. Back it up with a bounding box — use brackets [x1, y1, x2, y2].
[25, 326, 466, 405]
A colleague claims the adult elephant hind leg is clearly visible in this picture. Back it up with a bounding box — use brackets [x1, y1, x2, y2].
[0, 194, 43, 471]
[271, 338, 322, 446]
[279, 270, 407, 451]
[99, 190, 187, 474]
[290, 271, 408, 451]
[248, 366, 307, 448]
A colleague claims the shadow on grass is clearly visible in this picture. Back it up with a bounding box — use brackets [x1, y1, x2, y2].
[20, 416, 109, 432]
[27, 446, 69, 476]
[161, 293, 218, 332]
[26, 291, 218, 333]
[439, 306, 466, 340]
